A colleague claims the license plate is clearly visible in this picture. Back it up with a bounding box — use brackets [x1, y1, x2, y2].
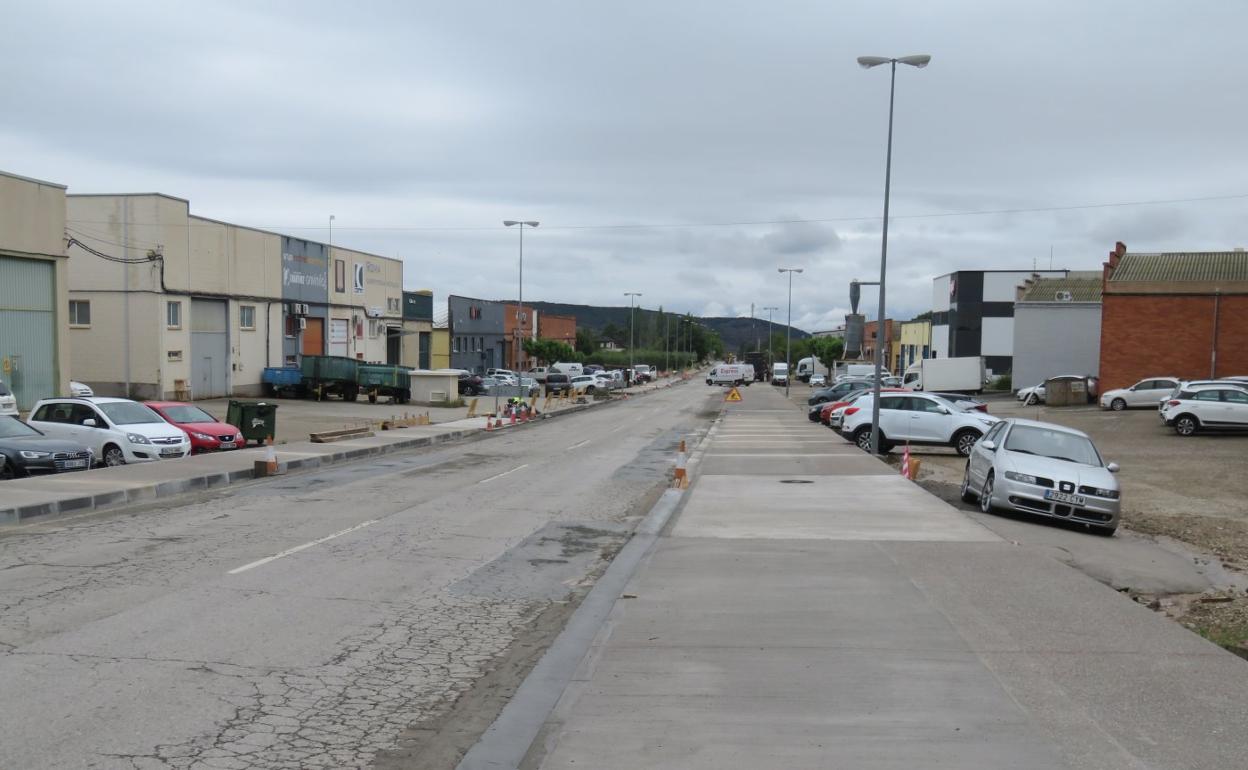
[1044, 490, 1085, 506]
[63, 459, 88, 469]
[160, 447, 184, 457]
[219, 441, 236, 449]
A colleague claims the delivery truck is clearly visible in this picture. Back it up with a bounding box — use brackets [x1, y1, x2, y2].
[902, 356, 986, 393]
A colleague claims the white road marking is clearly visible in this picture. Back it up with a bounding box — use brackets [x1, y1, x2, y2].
[567, 439, 590, 450]
[228, 519, 380, 575]
[479, 464, 529, 483]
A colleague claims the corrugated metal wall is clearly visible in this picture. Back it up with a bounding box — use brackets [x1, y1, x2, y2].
[0, 255, 56, 411]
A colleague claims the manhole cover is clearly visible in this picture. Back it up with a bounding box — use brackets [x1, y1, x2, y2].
[779, 479, 814, 484]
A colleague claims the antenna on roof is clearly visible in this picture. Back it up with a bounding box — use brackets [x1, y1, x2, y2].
[1049, 245, 1054, 270]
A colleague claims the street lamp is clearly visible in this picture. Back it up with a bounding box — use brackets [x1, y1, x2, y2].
[761, 306, 778, 377]
[503, 220, 539, 378]
[857, 53, 929, 453]
[778, 268, 803, 397]
[625, 292, 642, 380]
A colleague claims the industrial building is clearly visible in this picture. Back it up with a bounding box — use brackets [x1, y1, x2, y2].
[1098, 243, 1248, 390]
[448, 295, 506, 373]
[403, 290, 434, 370]
[898, 319, 932, 371]
[931, 269, 1068, 374]
[1011, 272, 1103, 390]
[0, 170, 72, 410]
[64, 192, 403, 400]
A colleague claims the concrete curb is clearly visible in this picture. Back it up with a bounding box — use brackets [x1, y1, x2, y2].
[0, 381, 685, 526]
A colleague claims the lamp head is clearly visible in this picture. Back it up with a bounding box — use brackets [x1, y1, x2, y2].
[857, 56, 890, 68]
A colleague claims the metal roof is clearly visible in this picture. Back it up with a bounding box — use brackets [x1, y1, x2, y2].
[1111, 251, 1248, 283]
[1018, 272, 1103, 303]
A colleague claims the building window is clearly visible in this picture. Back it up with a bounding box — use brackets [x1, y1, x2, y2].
[453, 336, 460, 353]
[167, 301, 182, 329]
[167, 350, 183, 362]
[335, 259, 346, 293]
[240, 305, 256, 330]
[285, 315, 298, 338]
[68, 300, 91, 326]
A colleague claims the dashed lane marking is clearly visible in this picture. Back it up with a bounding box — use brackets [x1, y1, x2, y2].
[227, 519, 380, 575]
[478, 464, 530, 483]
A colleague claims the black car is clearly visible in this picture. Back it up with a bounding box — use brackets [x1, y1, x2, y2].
[458, 372, 485, 396]
[0, 415, 93, 479]
[545, 373, 572, 395]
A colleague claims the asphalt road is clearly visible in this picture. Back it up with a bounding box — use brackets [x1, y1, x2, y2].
[0, 382, 717, 770]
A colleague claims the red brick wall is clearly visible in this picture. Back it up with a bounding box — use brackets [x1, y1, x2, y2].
[1099, 294, 1248, 389]
[538, 313, 577, 345]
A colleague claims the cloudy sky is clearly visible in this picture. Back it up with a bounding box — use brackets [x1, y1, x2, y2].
[4, 1, 1246, 331]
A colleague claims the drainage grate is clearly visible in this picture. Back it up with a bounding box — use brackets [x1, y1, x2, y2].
[779, 479, 814, 484]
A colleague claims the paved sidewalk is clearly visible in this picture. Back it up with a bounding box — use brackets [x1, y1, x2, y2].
[526, 385, 1248, 769]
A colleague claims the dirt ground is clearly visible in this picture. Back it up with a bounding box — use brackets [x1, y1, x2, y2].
[787, 385, 1248, 654]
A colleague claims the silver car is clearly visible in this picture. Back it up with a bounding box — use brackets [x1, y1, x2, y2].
[961, 418, 1120, 535]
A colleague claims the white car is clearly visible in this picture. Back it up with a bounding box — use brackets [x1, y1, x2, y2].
[961, 418, 1120, 535]
[591, 372, 616, 390]
[809, 373, 827, 387]
[70, 381, 94, 397]
[840, 392, 999, 456]
[1160, 384, 1248, 436]
[1016, 383, 1045, 403]
[0, 379, 16, 416]
[570, 375, 602, 394]
[27, 397, 191, 467]
[1099, 377, 1180, 411]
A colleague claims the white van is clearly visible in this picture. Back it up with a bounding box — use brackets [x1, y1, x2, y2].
[707, 364, 749, 386]
[550, 362, 584, 378]
[772, 362, 789, 386]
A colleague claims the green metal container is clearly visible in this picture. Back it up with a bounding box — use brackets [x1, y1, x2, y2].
[300, 355, 359, 382]
[226, 400, 278, 446]
[357, 364, 410, 389]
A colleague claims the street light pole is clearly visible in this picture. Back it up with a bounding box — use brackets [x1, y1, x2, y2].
[857, 53, 929, 454]
[778, 269, 803, 397]
[761, 306, 778, 378]
[625, 292, 642, 380]
[503, 220, 539, 379]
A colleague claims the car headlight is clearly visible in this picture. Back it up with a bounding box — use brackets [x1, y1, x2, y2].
[127, 433, 151, 444]
[1079, 485, 1120, 499]
[19, 450, 52, 459]
[191, 432, 214, 441]
[1004, 471, 1039, 485]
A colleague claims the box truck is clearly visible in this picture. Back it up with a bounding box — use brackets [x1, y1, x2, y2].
[902, 357, 986, 393]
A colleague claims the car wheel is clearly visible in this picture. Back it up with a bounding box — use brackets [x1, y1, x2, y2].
[1110, 398, 1127, 411]
[1174, 415, 1199, 436]
[960, 464, 977, 503]
[854, 428, 874, 453]
[102, 444, 126, 467]
[0, 461, 16, 480]
[953, 429, 981, 457]
[979, 473, 995, 513]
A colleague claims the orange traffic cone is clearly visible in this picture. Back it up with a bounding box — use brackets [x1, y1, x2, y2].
[264, 437, 277, 475]
[510, 410, 516, 426]
[485, 416, 493, 431]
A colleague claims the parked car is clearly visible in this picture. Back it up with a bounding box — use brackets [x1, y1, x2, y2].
[519, 377, 541, 397]
[819, 387, 906, 426]
[457, 371, 485, 396]
[0, 415, 93, 479]
[545, 372, 572, 395]
[633, 365, 653, 383]
[70, 381, 94, 397]
[926, 392, 989, 413]
[1098, 377, 1181, 411]
[840, 392, 999, 456]
[961, 418, 1120, 535]
[0, 379, 15, 416]
[809, 373, 827, 387]
[584, 364, 605, 375]
[570, 375, 601, 394]
[807, 379, 871, 407]
[486, 368, 516, 379]
[27, 397, 191, 466]
[526, 366, 550, 384]
[1160, 384, 1248, 436]
[145, 402, 244, 454]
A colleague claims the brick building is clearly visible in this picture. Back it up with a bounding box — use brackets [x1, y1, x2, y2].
[1098, 243, 1248, 390]
[539, 312, 577, 347]
[862, 319, 900, 374]
[504, 305, 577, 370]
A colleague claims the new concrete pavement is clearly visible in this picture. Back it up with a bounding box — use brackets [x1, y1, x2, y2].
[520, 383, 1248, 769]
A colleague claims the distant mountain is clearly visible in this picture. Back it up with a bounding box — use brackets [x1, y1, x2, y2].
[519, 300, 809, 351]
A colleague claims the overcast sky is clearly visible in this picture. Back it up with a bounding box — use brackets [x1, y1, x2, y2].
[4, 1, 1246, 331]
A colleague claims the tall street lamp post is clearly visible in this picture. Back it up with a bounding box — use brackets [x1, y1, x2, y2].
[777, 269, 803, 397]
[625, 292, 642, 379]
[857, 53, 929, 453]
[761, 306, 778, 378]
[503, 220, 539, 379]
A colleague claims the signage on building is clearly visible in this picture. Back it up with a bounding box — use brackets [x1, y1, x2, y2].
[353, 264, 365, 294]
[281, 237, 329, 304]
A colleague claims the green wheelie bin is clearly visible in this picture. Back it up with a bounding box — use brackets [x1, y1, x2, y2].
[227, 400, 279, 446]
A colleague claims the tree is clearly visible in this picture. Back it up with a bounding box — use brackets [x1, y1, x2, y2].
[523, 338, 577, 365]
[810, 336, 845, 368]
[575, 328, 597, 355]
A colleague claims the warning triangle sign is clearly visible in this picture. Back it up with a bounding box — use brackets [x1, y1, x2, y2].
[725, 387, 743, 402]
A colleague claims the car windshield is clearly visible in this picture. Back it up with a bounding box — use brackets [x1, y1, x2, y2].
[0, 415, 41, 438]
[1004, 425, 1102, 466]
[98, 401, 163, 425]
[160, 405, 217, 423]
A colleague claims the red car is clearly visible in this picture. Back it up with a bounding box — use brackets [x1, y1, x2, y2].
[146, 402, 244, 454]
[820, 387, 907, 425]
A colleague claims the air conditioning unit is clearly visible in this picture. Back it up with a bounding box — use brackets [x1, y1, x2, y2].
[298, 317, 307, 330]
[300, 303, 311, 315]
[288, 302, 297, 315]
[1055, 291, 1073, 302]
